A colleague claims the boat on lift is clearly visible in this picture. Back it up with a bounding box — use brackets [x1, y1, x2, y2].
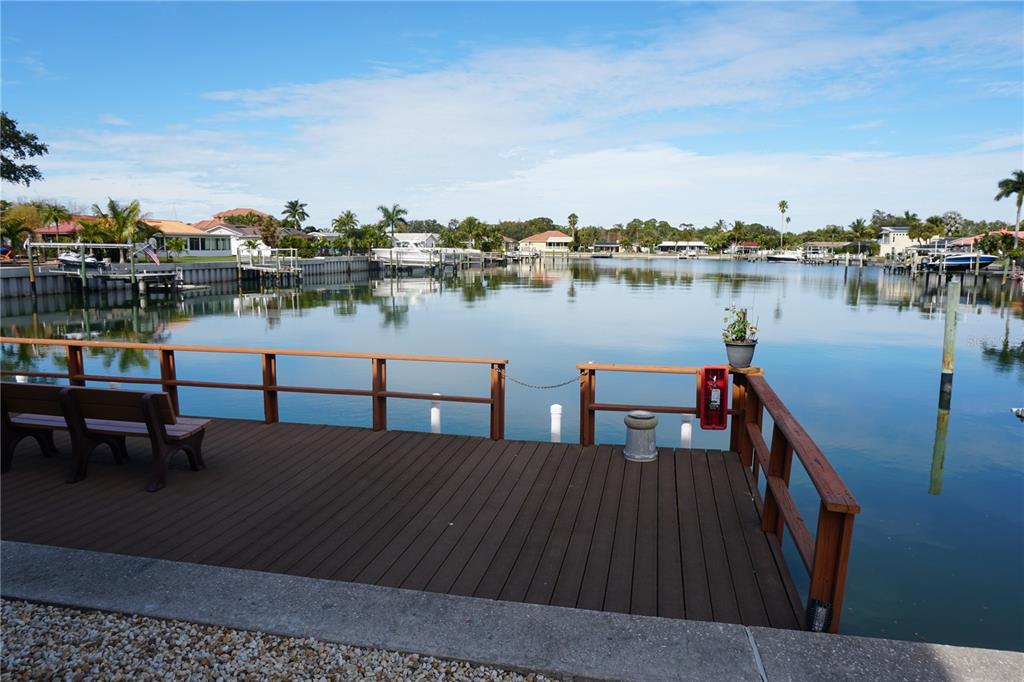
[922, 253, 997, 272]
[57, 251, 107, 270]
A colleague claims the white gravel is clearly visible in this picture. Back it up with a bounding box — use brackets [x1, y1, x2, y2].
[1, 599, 549, 681]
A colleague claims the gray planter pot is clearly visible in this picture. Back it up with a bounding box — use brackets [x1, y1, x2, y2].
[724, 341, 757, 368]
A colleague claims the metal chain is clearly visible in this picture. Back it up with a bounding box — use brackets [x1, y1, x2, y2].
[503, 371, 579, 390]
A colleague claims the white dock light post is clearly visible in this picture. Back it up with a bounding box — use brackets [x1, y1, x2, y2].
[430, 393, 441, 433]
[550, 404, 562, 442]
[681, 414, 693, 449]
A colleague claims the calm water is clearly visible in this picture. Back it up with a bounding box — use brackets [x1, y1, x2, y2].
[3, 259, 1023, 651]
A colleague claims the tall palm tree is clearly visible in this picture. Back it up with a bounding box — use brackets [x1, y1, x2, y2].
[777, 200, 788, 249]
[568, 212, 579, 251]
[995, 169, 1024, 248]
[90, 198, 145, 261]
[38, 203, 71, 237]
[377, 203, 408, 250]
[282, 199, 309, 229]
[0, 216, 32, 255]
[848, 218, 868, 254]
[902, 210, 920, 225]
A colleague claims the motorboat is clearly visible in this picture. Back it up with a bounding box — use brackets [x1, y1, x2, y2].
[766, 250, 802, 263]
[922, 253, 997, 272]
[372, 245, 438, 268]
[57, 251, 107, 270]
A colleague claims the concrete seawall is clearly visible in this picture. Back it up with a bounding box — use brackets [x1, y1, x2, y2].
[0, 256, 375, 298]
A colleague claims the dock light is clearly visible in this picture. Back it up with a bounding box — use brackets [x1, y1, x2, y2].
[806, 599, 833, 633]
[550, 404, 562, 443]
[680, 414, 693, 449]
[430, 393, 441, 433]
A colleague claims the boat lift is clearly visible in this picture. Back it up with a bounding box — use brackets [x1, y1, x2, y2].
[23, 239, 173, 297]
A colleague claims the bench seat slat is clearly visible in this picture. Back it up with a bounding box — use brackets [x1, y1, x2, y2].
[10, 413, 209, 441]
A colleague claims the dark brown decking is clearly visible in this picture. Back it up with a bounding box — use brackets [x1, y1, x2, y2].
[0, 419, 804, 629]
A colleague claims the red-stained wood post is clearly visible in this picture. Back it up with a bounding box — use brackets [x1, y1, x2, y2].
[808, 503, 856, 633]
[730, 373, 747, 461]
[66, 344, 85, 386]
[579, 368, 596, 446]
[262, 353, 279, 423]
[761, 422, 794, 539]
[159, 349, 180, 415]
[371, 357, 387, 431]
[490, 363, 505, 440]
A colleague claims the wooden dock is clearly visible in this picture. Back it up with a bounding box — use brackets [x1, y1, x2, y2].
[0, 420, 803, 629]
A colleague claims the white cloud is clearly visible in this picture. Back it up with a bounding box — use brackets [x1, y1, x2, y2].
[973, 134, 1023, 152]
[98, 114, 130, 127]
[5, 3, 1021, 227]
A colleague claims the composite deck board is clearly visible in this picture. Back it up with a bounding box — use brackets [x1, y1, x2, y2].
[0, 419, 803, 630]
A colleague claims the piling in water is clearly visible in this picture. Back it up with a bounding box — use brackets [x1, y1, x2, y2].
[930, 408, 949, 496]
[938, 279, 960, 410]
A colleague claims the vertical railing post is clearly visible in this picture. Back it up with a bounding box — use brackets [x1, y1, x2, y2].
[262, 353, 279, 423]
[66, 343, 85, 386]
[579, 368, 596, 446]
[746, 384, 764, 480]
[372, 358, 387, 431]
[730, 373, 747, 460]
[761, 423, 793, 539]
[159, 349, 180, 415]
[808, 504, 856, 633]
[490, 363, 505, 440]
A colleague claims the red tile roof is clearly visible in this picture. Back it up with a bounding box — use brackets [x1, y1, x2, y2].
[521, 230, 571, 242]
[34, 220, 83, 236]
[213, 208, 270, 219]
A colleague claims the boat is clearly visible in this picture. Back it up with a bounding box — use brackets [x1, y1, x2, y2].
[371, 245, 438, 268]
[591, 252, 613, 259]
[922, 253, 997, 272]
[766, 250, 802, 263]
[57, 251, 107, 270]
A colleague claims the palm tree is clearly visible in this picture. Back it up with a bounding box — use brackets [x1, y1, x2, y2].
[165, 237, 187, 261]
[90, 198, 146, 261]
[377, 203, 408, 255]
[848, 218, 869, 254]
[777, 200, 788, 249]
[568, 212, 579, 251]
[902, 210, 920, 226]
[995, 169, 1024, 248]
[0, 216, 32, 256]
[332, 210, 358, 233]
[38, 203, 71, 237]
[282, 199, 309, 229]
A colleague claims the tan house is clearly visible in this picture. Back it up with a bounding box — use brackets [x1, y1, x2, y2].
[878, 226, 913, 258]
[147, 220, 232, 257]
[519, 230, 572, 254]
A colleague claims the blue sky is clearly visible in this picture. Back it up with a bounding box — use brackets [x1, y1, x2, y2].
[2, 1, 1021, 229]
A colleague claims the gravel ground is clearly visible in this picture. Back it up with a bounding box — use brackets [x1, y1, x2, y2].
[1, 600, 549, 681]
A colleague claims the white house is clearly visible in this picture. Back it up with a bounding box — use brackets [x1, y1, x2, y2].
[878, 226, 913, 257]
[147, 220, 233, 257]
[202, 222, 272, 256]
[657, 240, 709, 256]
[391, 232, 439, 248]
[519, 230, 572, 254]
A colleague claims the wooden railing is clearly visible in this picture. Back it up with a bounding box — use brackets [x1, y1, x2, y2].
[0, 337, 506, 439]
[577, 362, 859, 633]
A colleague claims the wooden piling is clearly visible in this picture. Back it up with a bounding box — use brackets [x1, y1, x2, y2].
[938, 279, 960, 409]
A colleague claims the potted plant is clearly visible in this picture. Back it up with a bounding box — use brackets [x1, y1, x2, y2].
[722, 305, 757, 368]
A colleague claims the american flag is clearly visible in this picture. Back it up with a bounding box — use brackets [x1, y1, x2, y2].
[141, 243, 160, 265]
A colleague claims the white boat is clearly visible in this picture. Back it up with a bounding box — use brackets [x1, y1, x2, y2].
[923, 253, 997, 272]
[372, 245, 438, 268]
[57, 251, 106, 269]
[766, 250, 802, 263]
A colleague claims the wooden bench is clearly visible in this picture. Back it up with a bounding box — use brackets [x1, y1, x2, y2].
[2, 383, 208, 492]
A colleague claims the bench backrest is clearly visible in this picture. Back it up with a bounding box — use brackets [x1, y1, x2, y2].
[1, 382, 65, 416]
[66, 387, 177, 425]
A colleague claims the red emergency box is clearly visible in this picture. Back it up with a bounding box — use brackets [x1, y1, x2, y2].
[697, 366, 729, 430]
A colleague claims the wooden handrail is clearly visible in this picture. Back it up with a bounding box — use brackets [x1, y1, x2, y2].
[746, 374, 859, 514]
[0, 337, 506, 440]
[576, 362, 698, 374]
[0, 337, 506, 365]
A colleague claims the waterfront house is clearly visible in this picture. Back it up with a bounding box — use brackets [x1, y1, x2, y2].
[519, 230, 572, 254]
[148, 220, 232, 257]
[734, 241, 760, 255]
[802, 241, 850, 258]
[948, 228, 1024, 249]
[593, 240, 620, 254]
[657, 240, 709, 256]
[390, 232, 439, 249]
[878, 226, 913, 257]
[202, 222, 272, 256]
[32, 214, 93, 242]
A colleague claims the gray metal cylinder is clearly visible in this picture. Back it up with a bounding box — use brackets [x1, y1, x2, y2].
[623, 410, 658, 462]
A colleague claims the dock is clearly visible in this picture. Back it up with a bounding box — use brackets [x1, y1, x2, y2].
[1, 420, 802, 629]
[0, 336, 860, 634]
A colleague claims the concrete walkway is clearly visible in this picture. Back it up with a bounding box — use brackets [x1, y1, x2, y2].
[2, 542, 1020, 681]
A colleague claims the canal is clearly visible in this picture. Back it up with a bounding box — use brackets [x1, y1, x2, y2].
[2, 258, 1022, 651]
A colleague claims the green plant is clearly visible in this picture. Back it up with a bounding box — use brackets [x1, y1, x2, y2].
[722, 305, 757, 343]
[165, 237, 187, 260]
